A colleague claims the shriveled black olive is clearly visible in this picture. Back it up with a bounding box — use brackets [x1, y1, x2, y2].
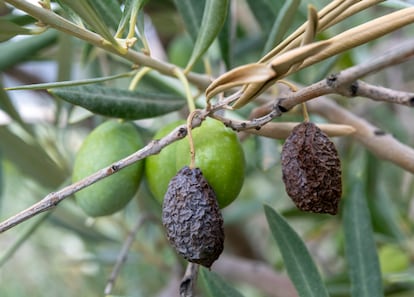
[162, 166, 224, 267]
[281, 122, 342, 215]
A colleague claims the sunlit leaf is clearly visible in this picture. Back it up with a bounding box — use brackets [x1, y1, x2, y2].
[48, 85, 186, 120]
[200, 267, 245, 297]
[343, 176, 384, 297]
[264, 205, 329, 297]
[185, 0, 229, 72]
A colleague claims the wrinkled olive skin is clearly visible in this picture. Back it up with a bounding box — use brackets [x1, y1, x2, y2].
[73, 120, 144, 217]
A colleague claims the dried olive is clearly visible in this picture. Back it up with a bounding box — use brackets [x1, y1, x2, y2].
[162, 166, 224, 267]
[281, 122, 342, 215]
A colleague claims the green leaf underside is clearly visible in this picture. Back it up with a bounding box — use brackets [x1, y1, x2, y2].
[48, 85, 186, 120]
[264, 205, 329, 297]
[200, 267, 245, 297]
[343, 179, 384, 297]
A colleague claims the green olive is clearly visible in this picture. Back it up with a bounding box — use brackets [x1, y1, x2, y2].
[145, 120, 186, 204]
[145, 118, 245, 208]
[72, 120, 144, 217]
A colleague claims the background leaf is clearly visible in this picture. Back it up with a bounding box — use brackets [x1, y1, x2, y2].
[264, 205, 329, 297]
[172, 0, 205, 42]
[0, 19, 35, 42]
[0, 127, 67, 189]
[200, 266, 245, 297]
[185, 0, 229, 71]
[48, 85, 186, 120]
[245, 0, 279, 34]
[0, 29, 58, 71]
[343, 172, 384, 297]
[263, 0, 301, 55]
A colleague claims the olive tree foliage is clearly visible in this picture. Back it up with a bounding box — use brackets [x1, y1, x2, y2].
[1, 0, 414, 296]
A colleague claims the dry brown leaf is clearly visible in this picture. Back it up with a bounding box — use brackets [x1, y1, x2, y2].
[205, 63, 275, 100]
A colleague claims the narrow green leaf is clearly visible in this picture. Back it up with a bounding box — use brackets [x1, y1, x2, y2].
[263, 0, 301, 55]
[88, 0, 122, 30]
[116, 0, 138, 37]
[172, 0, 205, 42]
[0, 150, 3, 200]
[365, 153, 405, 240]
[0, 127, 67, 188]
[48, 85, 186, 120]
[218, 0, 233, 69]
[6, 71, 135, 91]
[343, 177, 384, 297]
[245, 0, 278, 33]
[264, 205, 329, 297]
[0, 19, 35, 42]
[0, 29, 58, 71]
[185, 0, 229, 72]
[200, 267, 245, 297]
[58, 0, 118, 46]
[0, 80, 33, 135]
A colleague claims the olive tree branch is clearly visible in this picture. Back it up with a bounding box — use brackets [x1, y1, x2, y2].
[4, 0, 210, 90]
[0, 125, 189, 233]
[209, 41, 414, 132]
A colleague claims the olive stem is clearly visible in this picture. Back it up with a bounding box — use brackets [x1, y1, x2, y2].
[128, 67, 152, 91]
[179, 263, 199, 297]
[174, 67, 196, 113]
[186, 110, 201, 169]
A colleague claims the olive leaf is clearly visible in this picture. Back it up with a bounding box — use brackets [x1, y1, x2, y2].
[184, 0, 229, 72]
[205, 63, 276, 100]
[264, 205, 330, 297]
[48, 85, 186, 120]
[0, 29, 57, 71]
[343, 176, 384, 297]
[172, 0, 205, 42]
[263, 0, 301, 55]
[0, 19, 39, 42]
[200, 267, 245, 297]
[57, 0, 120, 50]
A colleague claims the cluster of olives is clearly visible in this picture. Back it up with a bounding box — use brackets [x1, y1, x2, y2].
[72, 117, 342, 267]
[72, 118, 245, 266]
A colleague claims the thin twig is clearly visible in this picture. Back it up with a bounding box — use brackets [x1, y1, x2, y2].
[0, 125, 189, 233]
[179, 263, 199, 297]
[104, 214, 157, 295]
[4, 0, 210, 90]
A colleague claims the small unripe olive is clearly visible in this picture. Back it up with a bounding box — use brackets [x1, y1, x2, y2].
[73, 120, 144, 217]
[145, 120, 186, 204]
[146, 118, 245, 208]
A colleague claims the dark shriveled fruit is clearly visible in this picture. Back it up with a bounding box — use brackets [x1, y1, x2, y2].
[162, 166, 224, 268]
[281, 122, 342, 215]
